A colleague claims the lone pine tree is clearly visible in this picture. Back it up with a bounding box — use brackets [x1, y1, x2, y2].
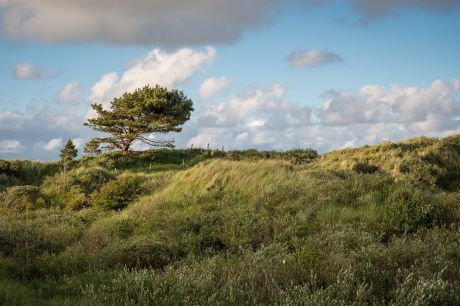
[84, 85, 193, 154]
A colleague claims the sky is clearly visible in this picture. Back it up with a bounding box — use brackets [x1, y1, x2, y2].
[1, 0, 460, 160]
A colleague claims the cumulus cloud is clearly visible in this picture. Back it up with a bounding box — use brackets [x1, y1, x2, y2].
[90, 47, 216, 111]
[0, 0, 283, 46]
[288, 49, 343, 68]
[188, 85, 312, 149]
[0, 103, 91, 159]
[198, 77, 231, 100]
[319, 80, 460, 133]
[198, 84, 311, 128]
[13, 62, 53, 79]
[57, 82, 83, 105]
[186, 79, 460, 152]
[0, 110, 31, 129]
[0, 139, 25, 154]
[43, 137, 63, 151]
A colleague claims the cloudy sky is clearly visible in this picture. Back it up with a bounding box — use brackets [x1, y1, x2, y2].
[1, 0, 459, 160]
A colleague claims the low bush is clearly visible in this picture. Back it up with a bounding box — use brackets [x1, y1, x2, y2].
[385, 186, 457, 234]
[40, 167, 113, 209]
[92, 174, 146, 210]
[0, 185, 45, 211]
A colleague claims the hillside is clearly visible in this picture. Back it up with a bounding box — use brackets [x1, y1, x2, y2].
[1, 135, 459, 305]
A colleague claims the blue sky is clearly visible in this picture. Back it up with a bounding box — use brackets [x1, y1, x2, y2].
[1, 0, 460, 160]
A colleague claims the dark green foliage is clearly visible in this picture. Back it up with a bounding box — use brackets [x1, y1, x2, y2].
[85, 85, 194, 153]
[385, 186, 457, 234]
[352, 162, 379, 174]
[226, 148, 318, 163]
[59, 139, 78, 164]
[0, 185, 44, 211]
[92, 174, 145, 210]
[40, 166, 114, 209]
[0, 160, 60, 191]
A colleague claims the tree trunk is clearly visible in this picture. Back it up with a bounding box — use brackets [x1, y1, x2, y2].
[121, 141, 132, 155]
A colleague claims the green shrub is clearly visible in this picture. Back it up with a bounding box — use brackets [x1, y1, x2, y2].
[399, 157, 440, 189]
[92, 174, 145, 210]
[0, 185, 45, 211]
[70, 166, 114, 194]
[393, 271, 459, 306]
[286, 148, 319, 164]
[41, 167, 113, 209]
[352, 162, 379, 174]
[385, 186, 455, 233]
[96, 237, 173, 269]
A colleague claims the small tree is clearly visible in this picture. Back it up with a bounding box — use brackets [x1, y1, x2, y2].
[60, 139, 78, 164]
[84, 85, 193, 154]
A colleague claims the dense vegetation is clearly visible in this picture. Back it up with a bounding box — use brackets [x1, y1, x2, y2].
[0, 135, 459, 305]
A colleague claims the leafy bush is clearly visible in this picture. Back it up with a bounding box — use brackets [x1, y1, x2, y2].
[352, 162, 379, 174]
[0, 185, 45, 211]
[68, 166, 114, 194]
[92, 174, 146, 210]
[40, 167, 113, 209]
[96, 237, 173, 269]
[393, 271, 459, 306]
[385, 186, 456, 233]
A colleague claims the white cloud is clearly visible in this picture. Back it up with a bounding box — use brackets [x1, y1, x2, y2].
[0, 0, 282, 46]
[58, 82, 83, 105]
[0, 110, 31, 129]
[320, 79, 460, 132]
[13, 62, 53, 79]
[188, 85, 312, 149]
[0, 139, 25, 153]
[43, 137, 63, 151]
[72, 137, 85, 149]
[0, 102, 90, 160]
[89, 47, 216, 111]
[198, 84, 311, 128]
[187, 79, 460, 152]
[198, 77, 231, 100]
[288, 49, 343, 68]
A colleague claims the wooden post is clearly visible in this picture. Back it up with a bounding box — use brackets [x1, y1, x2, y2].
[207, 143, 210, 150]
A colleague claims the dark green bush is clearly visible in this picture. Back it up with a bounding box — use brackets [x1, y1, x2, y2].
[0, 185, 45, 211]
[399, 157, 441, 188]
[69, 166, 114, 194]
[92, 174, 145, 210]
[97, 237, 173, 269]
[40, 166, 113, 209]
[385, 186, 456, 233]
[352, 162, 379, 174]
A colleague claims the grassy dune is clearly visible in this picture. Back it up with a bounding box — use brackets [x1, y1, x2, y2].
[0, 135, 459, 305]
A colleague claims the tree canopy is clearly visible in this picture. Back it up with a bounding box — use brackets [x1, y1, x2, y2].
[84, 85, 194, 154]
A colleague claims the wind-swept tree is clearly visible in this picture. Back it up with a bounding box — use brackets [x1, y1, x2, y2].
[84, 85, 193, 154]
